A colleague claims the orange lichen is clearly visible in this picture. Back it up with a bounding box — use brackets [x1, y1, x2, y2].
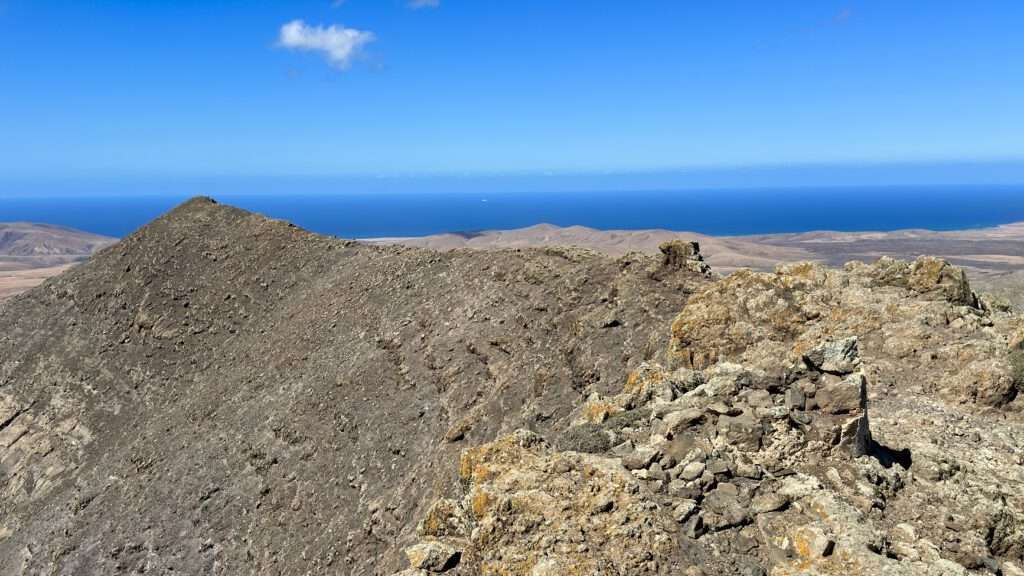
[471, 489, 492, 518]
[581, 400, 619, 423]
[459, 450, 477, 481]
[623, 371, 640, 393]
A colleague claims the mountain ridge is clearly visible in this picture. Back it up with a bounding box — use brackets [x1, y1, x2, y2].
[0, 197, 711, 574]
[371, 221, 1024, 308]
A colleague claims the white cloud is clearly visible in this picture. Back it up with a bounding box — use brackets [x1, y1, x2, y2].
[409, 0, 440, 8]
[278, 19, 375, 69]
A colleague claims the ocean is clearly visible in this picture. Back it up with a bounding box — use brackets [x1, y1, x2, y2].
[2, 185, 1024, 239]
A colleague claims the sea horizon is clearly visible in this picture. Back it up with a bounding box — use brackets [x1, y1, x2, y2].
[3, 184, 1024, 239]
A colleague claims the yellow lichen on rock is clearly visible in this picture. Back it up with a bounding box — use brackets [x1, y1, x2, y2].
[407, 430, 690, 574]
[578, 398, 621, 424]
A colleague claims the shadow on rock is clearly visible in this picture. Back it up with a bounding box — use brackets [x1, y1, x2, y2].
[869, 439, 912, 470]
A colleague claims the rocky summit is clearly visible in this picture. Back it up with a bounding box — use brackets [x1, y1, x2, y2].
[2, 198, 1024, 576]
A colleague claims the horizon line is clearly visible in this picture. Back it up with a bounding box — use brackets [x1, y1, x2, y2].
[3, 157, 1024, 183]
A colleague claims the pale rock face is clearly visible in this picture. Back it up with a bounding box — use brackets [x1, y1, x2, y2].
[802, 337, 860, 375]
[404, 541, 460, 573]
[1004, 561, 1024, 576]
[0, 390, 93, 508]
[680, 460, 705, 480]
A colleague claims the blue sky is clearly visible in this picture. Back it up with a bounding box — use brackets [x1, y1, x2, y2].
[1, 0, 1023, 186]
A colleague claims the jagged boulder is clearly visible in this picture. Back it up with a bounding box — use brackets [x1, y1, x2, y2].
[405, 323, 1024, 575]
[907, 256, 978, 307]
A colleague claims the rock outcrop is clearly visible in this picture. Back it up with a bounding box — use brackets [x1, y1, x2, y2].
[668, 258, 1020, 407]
[659, 240, 714, 278]
[399, 257, 1024, 575]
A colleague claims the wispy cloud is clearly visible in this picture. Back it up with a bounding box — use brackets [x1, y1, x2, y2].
[278, 19, 375, 69]
[409, 0, 440, 8]
[833, 8, 852, 24]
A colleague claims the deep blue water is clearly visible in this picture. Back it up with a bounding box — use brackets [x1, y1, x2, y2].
[2, 186, 1024, 238]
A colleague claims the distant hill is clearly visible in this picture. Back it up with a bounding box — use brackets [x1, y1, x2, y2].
[0, 222, 115, 261]
[0, 223, 115, 299]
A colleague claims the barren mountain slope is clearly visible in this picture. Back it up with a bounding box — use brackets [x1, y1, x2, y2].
[0, 198, 712, 575]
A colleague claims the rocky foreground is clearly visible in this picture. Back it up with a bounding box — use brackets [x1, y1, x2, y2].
[2, 198, 1024, 575]
[398, 252, 1024, 575]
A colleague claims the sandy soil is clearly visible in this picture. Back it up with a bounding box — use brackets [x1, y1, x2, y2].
[0, 264, 74, 300]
